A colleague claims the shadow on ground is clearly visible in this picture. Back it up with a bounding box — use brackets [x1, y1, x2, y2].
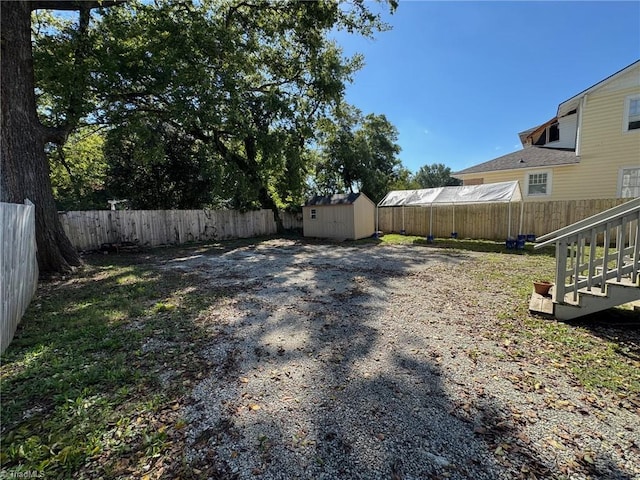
[0, 235, 635, 479]
[566, 308, 640, 362]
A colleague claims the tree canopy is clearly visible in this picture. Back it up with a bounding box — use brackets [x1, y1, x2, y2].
[2, 0, 400, 273]
[35, 0, 399, 220]
[313, 105, 403, 203]
[414, 163, 462, 189]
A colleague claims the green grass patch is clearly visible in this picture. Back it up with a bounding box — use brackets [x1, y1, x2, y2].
[0, 254, 229, 479]
[358, 233, 556, 256]
[466, 250, 640, 396]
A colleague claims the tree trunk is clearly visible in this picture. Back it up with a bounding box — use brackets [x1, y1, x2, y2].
[1, 1, 81, 274]
[243, 136, 284, 233]
[257, 185, 284, 234]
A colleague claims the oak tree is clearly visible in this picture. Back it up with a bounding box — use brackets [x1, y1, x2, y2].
[1, 1, 123, 273]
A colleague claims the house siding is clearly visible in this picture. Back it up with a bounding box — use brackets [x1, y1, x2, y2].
[576, 81, 640, 199]
[462, 165, 579, 202]
[547, 113, 577, 149]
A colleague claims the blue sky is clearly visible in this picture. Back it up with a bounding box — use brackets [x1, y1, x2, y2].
[333, 1, 640, 174]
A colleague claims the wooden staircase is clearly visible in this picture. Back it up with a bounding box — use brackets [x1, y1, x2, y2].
[530, 198, 640, 320]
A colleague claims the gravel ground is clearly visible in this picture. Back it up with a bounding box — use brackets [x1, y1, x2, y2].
[163, 239, 639, 480]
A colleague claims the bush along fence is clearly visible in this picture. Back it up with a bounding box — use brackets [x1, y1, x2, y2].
[1, 200, 39, 354]
[377, 198, 632, 241]
[59, 209, 303, 251]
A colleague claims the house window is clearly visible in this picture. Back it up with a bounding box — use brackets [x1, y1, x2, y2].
[548, 123, 560, 143]
[624, 94, 640, 132]
[618, 167, 640, 198]
[310, 208, 317, 219]
[526, 171, 550, 196]
[533, 122, 560, 145]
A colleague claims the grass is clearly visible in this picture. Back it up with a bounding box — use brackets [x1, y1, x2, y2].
[0, 254, 225, 478]
[1, 234, 638, 478]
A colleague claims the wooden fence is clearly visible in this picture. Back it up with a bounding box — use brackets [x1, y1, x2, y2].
[377, 198, 632, 240]
[59, 209, 303, 251]
[1, 201, 39, 354]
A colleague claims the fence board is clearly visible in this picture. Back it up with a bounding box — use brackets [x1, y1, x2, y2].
[378, 198, 632, 240]
[60, 209, 302, 251]
[1, 201, 38, 354]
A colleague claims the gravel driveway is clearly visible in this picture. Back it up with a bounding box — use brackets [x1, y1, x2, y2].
[163, 239, 639, 480]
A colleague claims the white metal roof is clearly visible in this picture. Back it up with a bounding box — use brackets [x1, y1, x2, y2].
[378, 181, 522, 207]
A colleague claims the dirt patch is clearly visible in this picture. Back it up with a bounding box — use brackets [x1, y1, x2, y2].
[159, 239, 639, 480]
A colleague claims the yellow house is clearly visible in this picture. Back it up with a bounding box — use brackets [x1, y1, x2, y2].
[303, 193, 375, 240]
[455, 60, 640, 201]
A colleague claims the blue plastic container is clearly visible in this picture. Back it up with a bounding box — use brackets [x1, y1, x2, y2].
[516, 238, 526, 250]
[400, 229, 406, 235]
[451, 232, 458, 239]
[505, 239, 516, 249]
[526, 234, 536, 242]
[426, 235, 434, 244]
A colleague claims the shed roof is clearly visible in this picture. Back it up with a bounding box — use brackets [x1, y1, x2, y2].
[454, 146, 579, 176]
[305, 193, 362, 206]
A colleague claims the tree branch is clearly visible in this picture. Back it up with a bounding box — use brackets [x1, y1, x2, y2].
[61, 2, 91, 135]
[42, 125, 68, 144]
[38, 1, 118, 145]
[30, 1, 127, 12]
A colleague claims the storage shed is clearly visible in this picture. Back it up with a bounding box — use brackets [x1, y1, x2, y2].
[303, 193, 375, 240]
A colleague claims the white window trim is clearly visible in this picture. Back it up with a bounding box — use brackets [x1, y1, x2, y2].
[617, 166, 640, 198]
[310, 208, 317, 220]
[524, 170, 552, 197]
[623, 93, 640, 133]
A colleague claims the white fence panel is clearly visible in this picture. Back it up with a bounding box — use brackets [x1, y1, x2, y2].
[1, 201, 38, 354]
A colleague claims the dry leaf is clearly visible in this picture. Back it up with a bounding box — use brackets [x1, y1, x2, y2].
[548, 439, 565, 450]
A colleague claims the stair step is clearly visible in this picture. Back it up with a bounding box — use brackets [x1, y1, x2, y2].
[563, 280, 639, 303]
[529, 289, 554, 316]
[606, 277, 639, 288]
[576, 285, 607, 297]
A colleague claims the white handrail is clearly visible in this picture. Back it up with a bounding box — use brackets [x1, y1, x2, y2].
[540, 201, 640, 305]
[535, 197, 640, 247]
